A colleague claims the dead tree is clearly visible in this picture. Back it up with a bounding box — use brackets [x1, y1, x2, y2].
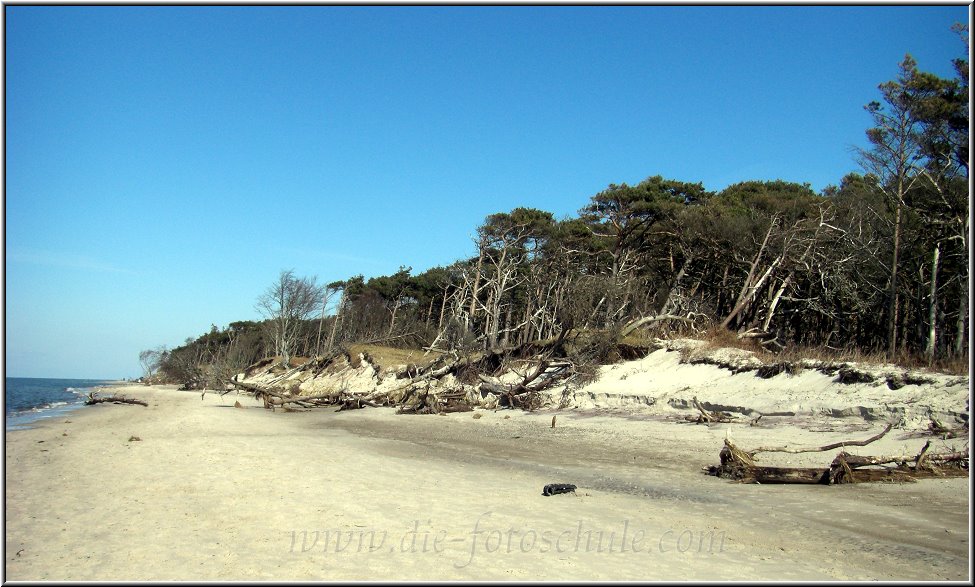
[85, 392, 148, 407]
[707, 424, 968, 484]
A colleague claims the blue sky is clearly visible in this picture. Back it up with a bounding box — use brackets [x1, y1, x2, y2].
[4, 5, 969, 379]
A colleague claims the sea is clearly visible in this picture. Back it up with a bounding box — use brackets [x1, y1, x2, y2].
[5, 377, 114, 430]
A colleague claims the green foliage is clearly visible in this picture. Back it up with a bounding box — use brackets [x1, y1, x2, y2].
[580, 175, 710, 254]
[151, 28, 968, 371]
[366, 266, 413, 304]
[715, 180, 820, 220]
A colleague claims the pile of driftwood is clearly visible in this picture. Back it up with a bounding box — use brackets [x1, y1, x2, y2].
[685, 397, 738, 424]
[223, 380, 387, 411]
[226, 344, 579, 415]
[707, 423, 969, 484]
[477, 359, 574, 410]
[85, 392, 148, 407]
[397, 386, 472, 414]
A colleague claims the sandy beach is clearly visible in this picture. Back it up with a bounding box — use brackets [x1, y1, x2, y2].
[4, 383, 970, 581]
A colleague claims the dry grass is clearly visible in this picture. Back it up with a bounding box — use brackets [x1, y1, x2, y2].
[699, 327, 765, 354]
[764, 344, 883, 370]
[674, 327, 765, 364]
[688, 328, 970, 376]
[768, 344, 969, 376]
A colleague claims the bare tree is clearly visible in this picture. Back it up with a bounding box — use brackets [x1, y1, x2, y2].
[256, 270, 325, 367]
[138, 346, 165, 383]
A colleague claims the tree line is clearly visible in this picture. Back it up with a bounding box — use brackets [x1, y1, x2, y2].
[147, 30, 968, 387]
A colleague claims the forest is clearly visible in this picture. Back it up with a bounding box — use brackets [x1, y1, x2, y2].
[146, 36, 969, 389]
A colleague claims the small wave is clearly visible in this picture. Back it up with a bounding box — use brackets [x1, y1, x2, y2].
[25, 400, 77, 413]
[9, 399, 86, 429]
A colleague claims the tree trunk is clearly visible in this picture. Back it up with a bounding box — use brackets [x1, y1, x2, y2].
[720, 255, 782, 330]
[888, 198, 902, 358]
[315, 294, 328, 357]
[501, 305, 513, 347]
[925, 243, 940, 362]
[954, 220, 969, 357]
[327, 294, 344, 352]
[725, 218, 778, 326]
[425, 297, 435, 327]
[469, 242, 485, 319]
[956, 276, 968, 357]
[657, 255, 692, 316]
[437, 283, 449, 332]
[485, 288, 498, 349]
[604, 251, 621, 328]
[761, 273, 793, 333]
[387, 299, 401, 337]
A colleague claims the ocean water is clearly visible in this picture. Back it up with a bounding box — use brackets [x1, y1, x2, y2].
[5, 377, 112, 430]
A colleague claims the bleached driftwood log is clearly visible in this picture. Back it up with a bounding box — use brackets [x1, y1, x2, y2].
[85, 392, 148, 407]
[707, 424, 968, 484]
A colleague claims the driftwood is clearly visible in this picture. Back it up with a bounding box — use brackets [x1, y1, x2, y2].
[231, 374, 436, 414]
[707, 425, 968, 484]
[750, 423, 893, 454]
[685, 397, 734, 424]
[397, 387, 472, 415]
[929, 417, 968, 439]
[229, 379, 348, 410]
[230, 341, 580, 416]
[477, 360, 574, 410]
[85, 393, 148, 407]
[336, 396, 381, 411]
[477, 360, 550, 396]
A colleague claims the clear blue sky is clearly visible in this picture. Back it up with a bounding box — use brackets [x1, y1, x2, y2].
[4, 5, 969, 379]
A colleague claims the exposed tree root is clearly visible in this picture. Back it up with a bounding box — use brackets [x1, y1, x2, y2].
[230, 340, 585, 415]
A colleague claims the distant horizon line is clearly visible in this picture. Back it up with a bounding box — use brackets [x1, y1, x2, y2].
[4, 375, 136, 382]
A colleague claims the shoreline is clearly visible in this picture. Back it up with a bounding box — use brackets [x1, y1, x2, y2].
[4, 384, 970, 580]
[4, 380, 132, 432]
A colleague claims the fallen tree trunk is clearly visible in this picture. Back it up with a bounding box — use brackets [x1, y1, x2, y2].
[229, 379, 345, 410]
[85, 393, 148, 407]
[708, 436, 968, 484]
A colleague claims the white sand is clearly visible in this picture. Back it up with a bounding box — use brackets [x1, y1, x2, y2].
[562, 345, 970, 427]
[243, 342, 970, 429]
[4, 383, 970, 581]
